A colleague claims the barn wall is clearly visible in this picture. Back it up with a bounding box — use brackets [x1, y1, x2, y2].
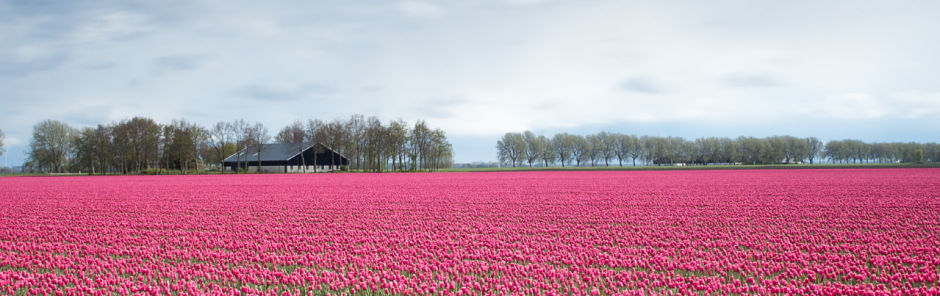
[285, 165, 339, 173]
[247, 166, 288, 173]
[239, 165, 338, 173]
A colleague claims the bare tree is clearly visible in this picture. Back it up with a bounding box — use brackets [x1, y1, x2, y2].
[362, 116, 385, 172]
[522, 131, 540, 167]
[386, 119, 409, 172]
[597, 132, 617, 166]
[210, 122, 232, 174]
[806, 137, 823, 164]
[188, 123, 208, 173]
[535, 135, 554, 167]
[572, 135, 591, 167]
[614, 133, 629, 166]
[409, 120, 430, 171]
[497, 132, 525, 167]
[0, 128, 5, 160]
[626, 134, 642, 166]
[248, 122, 270, 173]
[307, 119, 325, 172]
[231, 119, 249, 173]
[552, 133, 574, 167]
[28, 120, 76, 173]
[277, 120, 307, 173]
[326, 120, 348, 171]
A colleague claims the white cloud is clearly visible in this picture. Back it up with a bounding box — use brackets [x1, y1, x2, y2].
[888, 91, 940, 118]
[506, 0, 545, 5]
[4, 137, 21, 146]
[397, 1, 444, 18]
[818, 93, 889, 119]
[71, 10, 154, 43]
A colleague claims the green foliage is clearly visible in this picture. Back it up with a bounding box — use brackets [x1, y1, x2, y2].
[913, 149, 925, 163]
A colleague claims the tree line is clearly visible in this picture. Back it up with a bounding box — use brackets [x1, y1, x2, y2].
[497, 131, 939, 167]
[24, 115, 453, 174]
[0, 128, 5, 161]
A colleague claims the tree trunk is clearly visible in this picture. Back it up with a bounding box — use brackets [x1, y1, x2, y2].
[257, 145, 262, 174]
[330, 145, 336, 171]
[300, 143, 306, 173]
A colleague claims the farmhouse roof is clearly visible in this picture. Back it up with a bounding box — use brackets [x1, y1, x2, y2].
[223, 142, 341, 162]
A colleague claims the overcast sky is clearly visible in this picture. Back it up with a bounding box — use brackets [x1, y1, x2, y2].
[2, 0, 939, 165]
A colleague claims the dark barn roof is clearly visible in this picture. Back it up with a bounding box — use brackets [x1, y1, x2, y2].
[224, 143, 311, 162]
[223, 142, 348, 164]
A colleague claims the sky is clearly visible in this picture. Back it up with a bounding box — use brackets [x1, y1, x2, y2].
[1, 0, 939, 166]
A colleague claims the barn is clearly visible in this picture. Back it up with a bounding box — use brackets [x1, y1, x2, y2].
[223, 143, 349, 173]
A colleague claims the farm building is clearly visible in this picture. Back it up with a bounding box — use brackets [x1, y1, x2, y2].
[223, 143, 349, 173]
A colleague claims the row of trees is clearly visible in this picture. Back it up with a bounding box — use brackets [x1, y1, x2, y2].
[822, 139, 935, 164]
[0, 128, 5, 160]
[497, 131, 938, 167]
[24, 115, 453, 174]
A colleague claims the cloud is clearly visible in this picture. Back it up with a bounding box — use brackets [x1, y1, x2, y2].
[234, 83, 334, 102]
[619, 77, 663, 94]
[506, 0, 546, 5]
[397, 1, 443, 18]
[63, 105, 115, 126]
[0, 52, 67, 76]
[413, 98, 466, 118]
[888, 91, 940, 118]
[830, 93, 887, 118]
[723, 73, 779, 88]
[4, 136, 21, 146]
[70, 10, 154, 42]
[153, 54, 208, 73]
[799, 91, 940, 120]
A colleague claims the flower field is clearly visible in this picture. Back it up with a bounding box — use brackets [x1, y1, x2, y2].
[1, 169, 939, 295]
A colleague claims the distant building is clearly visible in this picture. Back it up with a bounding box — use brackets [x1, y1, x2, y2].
[223, 143, 349, 173]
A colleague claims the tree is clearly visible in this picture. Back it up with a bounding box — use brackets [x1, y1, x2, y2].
[248, 122, 270, 173]
[913, 149, 925, 163]
[324, 120, 348, 171]
[613, 133, 629, 166]
[277, 120, 307, 173]
[28, 120, 76, 173]
[497, 132, 525, 167]
[571, 135, 590, 167]
[161, 120, 197, 173]
[552, 133, 574, 167]
[409, 120, 430, 171]
[641, 136, 658, 165]
[522, 131, 540, 167]
[362, 116, 384, 172]
[187, 123, 208, 173]
[210, 122, 233, 173]
[386, 119, 409, 172]
[628, 134, 643, 166]
[92, 124, 115, 174]
[71, 127, 97, 173]
[806, 137, 823, 164]
[427, 128, 453, 171]
[0, 128, 5, 160]
[535, 135, 554, 167]
[230, 119, 249, 173]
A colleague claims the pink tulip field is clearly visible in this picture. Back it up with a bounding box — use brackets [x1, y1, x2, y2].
[1, 169, 939, 295]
